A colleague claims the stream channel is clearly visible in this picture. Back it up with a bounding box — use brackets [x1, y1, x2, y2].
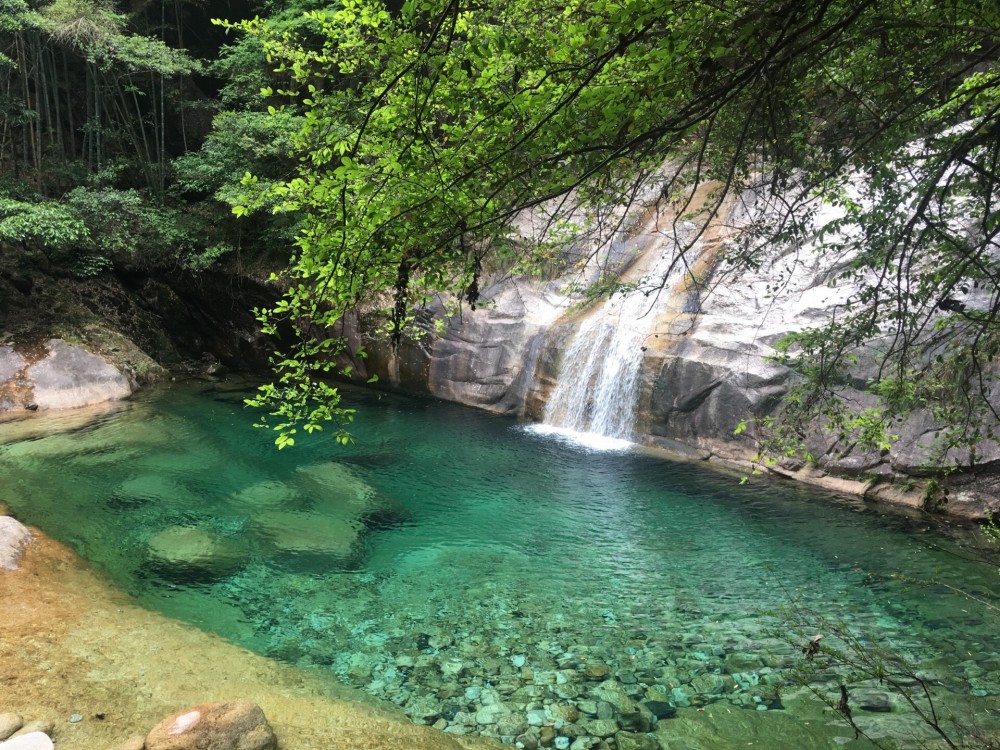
[1, 381, 999, 748]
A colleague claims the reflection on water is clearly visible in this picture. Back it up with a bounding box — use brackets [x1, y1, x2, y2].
[1, 382, 999, 747]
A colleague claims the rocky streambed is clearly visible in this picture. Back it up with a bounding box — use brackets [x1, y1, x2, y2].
[221, 555, 1000, 750]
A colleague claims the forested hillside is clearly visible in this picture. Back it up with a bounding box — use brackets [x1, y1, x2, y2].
[3, 0, 1000, 470]
[0, 0, 300, 276]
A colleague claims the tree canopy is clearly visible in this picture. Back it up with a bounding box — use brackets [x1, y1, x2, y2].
[236, 0, 1000, 460]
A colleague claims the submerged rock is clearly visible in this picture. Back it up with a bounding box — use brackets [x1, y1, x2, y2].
[233, 480, 300, 510]
[0, 516, 32, 570]
[145, 701, 276, 750]
[292, 462, 374, 510]
[254, 510, 361, 556]
[857, 692, 893, 712]
[146, 526, 246, 578]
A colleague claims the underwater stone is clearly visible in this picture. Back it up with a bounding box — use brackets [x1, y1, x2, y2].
[725, 652, 763, 673]
[595, 701, 616, 720]
[527, 710, 549, 727]
[515, 728, 540, 749]
[405, 694, 441, 723]
[475, 704, 509, 726]
[618, 709, 653, 733]
[642, 701, 675, 720]
[440, 658, 465, 678]
[254, 510, 360, 556]
[539, 726, 557, 746]
[613, 731, 660, 750]
[591, 681, 636, 714]
[584, 664, 610, 680]
[857, 692, 893, 712]
[146, 526, 246, 577]
[585, 719, 620, 738]
[233, 480, 300, 509]
[550, 704, 580, 723]
[669, 687, 690, 708]
[690, 673, 725, 695]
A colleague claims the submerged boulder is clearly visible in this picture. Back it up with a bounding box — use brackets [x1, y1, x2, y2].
[254, 509, 362, 556]
[232, 480, 300, 510]
[146, 526, 246, 578]
[292, 461, 375, 511]
[145, 701, 276, 750]
[252, 462, 383, 558]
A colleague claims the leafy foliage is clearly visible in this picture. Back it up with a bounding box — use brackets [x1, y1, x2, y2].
[232, 0, 1000, 454]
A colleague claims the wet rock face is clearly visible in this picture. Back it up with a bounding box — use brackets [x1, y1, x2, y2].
[366, 280, 569, 416]
[0, 339, 133, 414]
[145, 702, 276, 750]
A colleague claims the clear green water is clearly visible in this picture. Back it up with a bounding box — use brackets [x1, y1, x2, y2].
[2, 382, 999, 746]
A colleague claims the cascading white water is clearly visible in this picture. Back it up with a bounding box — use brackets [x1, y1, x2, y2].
[540, 246, 687, 445]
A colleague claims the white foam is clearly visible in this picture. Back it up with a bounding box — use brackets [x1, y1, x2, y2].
[521, 423, 635, 452]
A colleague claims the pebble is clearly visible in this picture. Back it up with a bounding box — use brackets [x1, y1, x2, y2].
[68, 714, 82, 724]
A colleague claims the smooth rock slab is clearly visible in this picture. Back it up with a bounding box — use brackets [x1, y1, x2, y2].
[145, 701, 276, 750]
[0, 516, 32, 570]
[0, 732, 54, 750]
[26, 339, 131, 410]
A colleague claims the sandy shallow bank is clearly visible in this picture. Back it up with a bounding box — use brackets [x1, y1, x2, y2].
[0, 519, 501, 750]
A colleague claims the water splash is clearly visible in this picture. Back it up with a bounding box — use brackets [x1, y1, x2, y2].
[542, 247, 686, 442]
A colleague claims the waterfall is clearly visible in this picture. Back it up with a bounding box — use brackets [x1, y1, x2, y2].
[539, 246, 687, 446]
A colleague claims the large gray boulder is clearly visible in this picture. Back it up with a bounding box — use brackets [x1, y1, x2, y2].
[25, 339, 132, 410]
